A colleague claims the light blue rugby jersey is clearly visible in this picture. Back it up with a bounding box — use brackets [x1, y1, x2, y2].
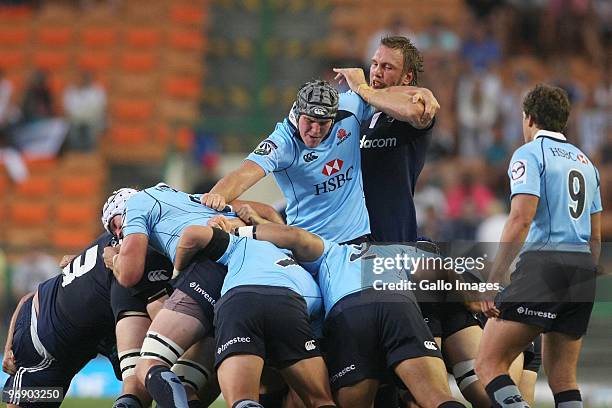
[246, 91, 376, 243]
[508, 130, 602, 252]
[122, 183, 237, 263]
[217, 234, 323, 318]
[301, 241, 422, 317]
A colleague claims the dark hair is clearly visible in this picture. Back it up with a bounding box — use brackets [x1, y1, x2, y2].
[380, 36, 424, 86]
[522, 84, 570, 132]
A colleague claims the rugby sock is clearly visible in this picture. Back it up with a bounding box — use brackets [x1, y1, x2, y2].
[232, 400, 264, 408]
[188, 399, 206, 408]
[112, 394, 143, 408]
[437, 402, 466, 408]
[145, 365, 189, 408]
[554, 390, 582, 408]
[485, 374, 529, 407]
[259, 388, 287, 408]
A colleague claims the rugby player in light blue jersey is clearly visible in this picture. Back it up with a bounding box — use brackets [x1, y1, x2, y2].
[201, 74, 439, 244]
[221, 222, 466, 408]
[476, 85, 602, 408]
[101, 184, 278, 408]
[168, 224, 335, 408]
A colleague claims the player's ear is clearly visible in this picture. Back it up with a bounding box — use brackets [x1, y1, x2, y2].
[401, 72, 413, 86]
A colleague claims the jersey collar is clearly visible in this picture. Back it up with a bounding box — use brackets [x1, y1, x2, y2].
[534, 130, 566, 141]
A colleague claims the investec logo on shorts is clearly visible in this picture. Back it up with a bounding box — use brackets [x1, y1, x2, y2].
[217, 336, 251, 354]
[360, 134, 397, 149]
[188, 282, 216, 305]
[330, 364, 356, 383]
[516, 306, 556, 319]
[315, 159, 353, 195]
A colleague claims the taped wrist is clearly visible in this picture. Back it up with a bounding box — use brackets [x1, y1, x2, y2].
[234, 226, 257, 239]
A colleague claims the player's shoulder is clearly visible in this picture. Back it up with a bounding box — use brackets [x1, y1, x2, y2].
[511, 140, 544, 162]
[338, 90, 366, 114]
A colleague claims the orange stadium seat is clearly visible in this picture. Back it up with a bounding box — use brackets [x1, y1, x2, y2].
[0, 6, 33, 21]
[78, 52, 113, 71]
[33, 52, 69, 70]
[112, 99, 154, 121]
[170, 5, 205, 25]
[164, 76, 200, 98]
[37, 28, 73, 47]
[109, 125, 149, 145]
[0, 51, 25, 70]
[23, 156, 58, 173]
[125, 28, 161, 48]
[169, 30, 204, 50]
[120, 53, 157, 73]
[56, 202, 98, 225]
[9, 202, 50, 225]
[82, 28, 117, 48]
[15, 176, 53, 196]
[0, 28, 29, 47]
[52, 228, 95, 251]
[59, 176, 100, 197]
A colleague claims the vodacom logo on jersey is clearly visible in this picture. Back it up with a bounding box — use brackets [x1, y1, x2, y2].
[322, 159, 343, 176]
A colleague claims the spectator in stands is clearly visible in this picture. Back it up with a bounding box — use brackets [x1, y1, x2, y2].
[63, 70, 107, 151]
[456, 67, 501, 157]
[578, 86, 609, 157]
[0, 69, 14, 130]
[544, 0, 604, 64]
[20, 70, 54, 124]
[445, 171, 494, 240]
[500, 69, 530, 149]
[0, 70, 28, 183]
[418, 17, 460, 57]
[10, 249, 60, 300]
[460, 22, 501, 72]
[503, 0, 547, 55]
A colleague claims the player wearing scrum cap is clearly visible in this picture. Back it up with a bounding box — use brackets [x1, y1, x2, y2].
[201, 76, 439, 244]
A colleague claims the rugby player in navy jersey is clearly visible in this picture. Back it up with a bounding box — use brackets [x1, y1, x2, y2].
[200, 77, 439, 244]
[476, 85, 602, 408]
[358, 35, 492, 407]
[1, 231, 174, 408]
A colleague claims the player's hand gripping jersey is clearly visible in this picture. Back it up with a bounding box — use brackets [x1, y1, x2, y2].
[247, 91, 376, 243]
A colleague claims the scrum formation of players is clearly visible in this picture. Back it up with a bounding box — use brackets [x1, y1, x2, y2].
[2, 36, 602, 408]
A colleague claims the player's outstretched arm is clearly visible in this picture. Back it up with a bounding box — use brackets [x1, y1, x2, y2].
[590, 212, 602, 271]
[333, 67, 438, 128]
[201, 160, 266, 210]
[3, 291, 35, 375]
[238, 224, 324, 262]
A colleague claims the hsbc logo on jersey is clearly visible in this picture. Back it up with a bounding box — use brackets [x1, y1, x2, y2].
[315, 159, 353, 195]
[322, 159, 343, 176]
[577, 154, 588, 164]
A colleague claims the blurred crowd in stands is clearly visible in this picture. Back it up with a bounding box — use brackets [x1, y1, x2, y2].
[0, 67, 107, 183]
